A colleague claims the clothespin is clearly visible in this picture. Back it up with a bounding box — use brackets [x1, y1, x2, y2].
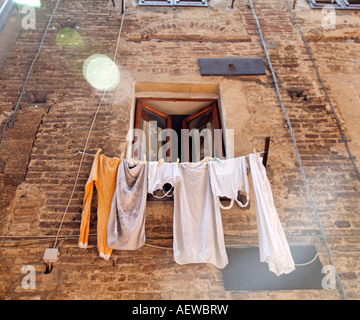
[143, 154, 146, 164]
[157, 158, 164, 167]
[201, 156, 214, 163]
[120, 151, 124, 160]
[253, 147, 260, 159]
[95, 148, 102, 157]
[214, 157, 221, 163]
[130, 158, 137, 166]
[176, 158, 180, 164]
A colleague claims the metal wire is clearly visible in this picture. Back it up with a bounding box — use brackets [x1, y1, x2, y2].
[285, 0, 360, 181]
[52, 4, 126, 249]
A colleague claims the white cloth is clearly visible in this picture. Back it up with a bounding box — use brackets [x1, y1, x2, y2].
[107, 159, 148, 250]
[208, 157, 249, 210]
[248, 154, 295, 276]
[148, 161, 228, 269]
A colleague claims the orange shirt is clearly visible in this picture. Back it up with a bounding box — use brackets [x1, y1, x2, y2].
[79, 153, 123, 260]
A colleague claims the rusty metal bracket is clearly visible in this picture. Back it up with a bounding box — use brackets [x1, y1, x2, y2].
[262, 136, 271, 169]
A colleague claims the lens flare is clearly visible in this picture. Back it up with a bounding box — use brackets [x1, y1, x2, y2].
[13, 0, 41, 8]
[56, 27, 83, 47]
[82, 54, 120, 91]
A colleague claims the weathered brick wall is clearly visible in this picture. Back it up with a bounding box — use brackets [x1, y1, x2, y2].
[0, 0, 359, 300]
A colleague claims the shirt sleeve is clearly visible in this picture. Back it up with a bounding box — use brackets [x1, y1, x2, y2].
[79, 155, 99, 248]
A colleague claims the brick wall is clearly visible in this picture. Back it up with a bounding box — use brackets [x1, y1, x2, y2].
[0, 0, 359, 300]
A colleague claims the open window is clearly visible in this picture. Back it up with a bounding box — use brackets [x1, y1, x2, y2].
[345, 0, 360, 8]
[131, 98, 225, 163]
[181, 101, 223, 162]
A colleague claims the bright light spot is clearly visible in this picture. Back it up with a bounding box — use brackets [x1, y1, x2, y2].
[83, 54, 120, 91]
[56, 28, 83, 47]
[13, 0, 41, 7]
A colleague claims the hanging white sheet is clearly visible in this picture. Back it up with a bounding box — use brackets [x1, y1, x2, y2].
[148, 161, 228, 269]
[248, 154, 295, 276]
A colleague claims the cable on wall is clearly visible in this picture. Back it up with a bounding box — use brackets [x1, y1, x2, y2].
[0, 0, 62, 151]
[247, 0, 347, 300]
[284, 0, 360, 181]
[52, 5, 127, 249]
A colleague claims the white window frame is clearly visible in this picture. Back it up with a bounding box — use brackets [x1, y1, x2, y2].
[308, 0, 360, 9]
[139, 0, 208, 7]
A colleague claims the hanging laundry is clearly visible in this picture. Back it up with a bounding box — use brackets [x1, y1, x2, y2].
[209, 155, 295, 276]
[79, 153, 122, 260]
[147, 161, 179, 199]
[107, 159, 148, 251]
[208, 156, 250, 210]
[248, 153, 295, 276]
[148, 161, 228, 269]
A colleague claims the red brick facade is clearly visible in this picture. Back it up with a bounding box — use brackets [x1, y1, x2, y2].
[0, 0, 359, 300]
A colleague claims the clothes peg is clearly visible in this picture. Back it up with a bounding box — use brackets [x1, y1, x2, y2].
[214, 157, 221, 163]
[120, 151, 124, 160]
[95, 148, 102, 157]
[201, 156, 214, 163]
[130, 158, 137, 166]
[143, 154, 146, 164]
[253, 147, 260, 159]
[176, 158, 180, 164]
[157, 158, 164, 167]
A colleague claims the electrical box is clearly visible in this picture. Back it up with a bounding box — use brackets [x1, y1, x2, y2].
[43, 248, 59, 264]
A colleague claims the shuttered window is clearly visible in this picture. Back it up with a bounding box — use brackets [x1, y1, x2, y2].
[139, 0, 207, 6]
[139, 0, 172, 6]
[173, 0, 207, 6]
[344, 0, 360, 8]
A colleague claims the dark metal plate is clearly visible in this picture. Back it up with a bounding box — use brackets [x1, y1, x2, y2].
[222, 243, 324, 290]
[199, 57, 266, 76]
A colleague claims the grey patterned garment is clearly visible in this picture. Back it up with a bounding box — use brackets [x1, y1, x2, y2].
[107, 159, 148, 250]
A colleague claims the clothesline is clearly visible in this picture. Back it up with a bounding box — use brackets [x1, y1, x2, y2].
[74, 150, 265, 164]
[78, 151, 295, 276]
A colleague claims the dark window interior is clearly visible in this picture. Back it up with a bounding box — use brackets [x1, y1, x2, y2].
[132, 98, 225, 163]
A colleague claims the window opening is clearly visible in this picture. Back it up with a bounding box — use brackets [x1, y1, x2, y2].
[139, 0, 208, 7]
[308, 0, 360, 9]
[132, 98, 225, 163]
